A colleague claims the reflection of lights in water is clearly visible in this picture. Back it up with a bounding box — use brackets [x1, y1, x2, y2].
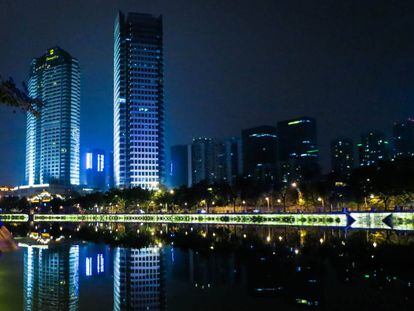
[86, 257, 92, 276]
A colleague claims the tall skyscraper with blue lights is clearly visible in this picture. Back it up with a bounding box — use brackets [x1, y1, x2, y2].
[25, 47, 80, 186]
[114, 12, 164, 189]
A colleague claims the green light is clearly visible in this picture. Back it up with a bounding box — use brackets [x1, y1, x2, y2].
[307, 149, 319, 153]
[33, 213, 347, 227]
[0, 214, 29, 222]
[288, 120, 302, 125]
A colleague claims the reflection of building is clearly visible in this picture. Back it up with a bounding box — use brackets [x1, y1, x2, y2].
[330, 138, 354, 179]
[84, 149, 106, 190]
[358, 131, 390, 167]
[170, 145, 192, 188]
[393, 118, 414, 159]
[114, 247, 165, 310]
[114, 12, 164, 190]
[80, 244, 111, 278]
[277, 117, 319, 182]
[242, 126, 278, 182]
[22, 243, 79, 311]
[26, 47, 81, 186]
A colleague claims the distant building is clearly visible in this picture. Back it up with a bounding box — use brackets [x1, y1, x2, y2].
[358, 131, 390, 167]
[114, 247, 165, 310]
[170, 144, 192, 188]
[26, 47, 81, 186]
[241, 126, 278, 182]
[277, 117, 319, 182]
[393, 118, 414, 159]
[191, 138, 215, 184]
[214, 137, 242, 185]
[85, 149, 106, 190]
[114, 12, 164, 189]
[331, 138, 354, 178]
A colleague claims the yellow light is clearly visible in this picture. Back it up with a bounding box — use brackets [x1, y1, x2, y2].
[266, 235, 271, 242]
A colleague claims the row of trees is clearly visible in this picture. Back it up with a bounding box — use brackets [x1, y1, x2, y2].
[1, 157, 413, 213]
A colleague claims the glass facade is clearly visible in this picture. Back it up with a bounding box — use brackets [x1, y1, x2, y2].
[114, 12, 164, 190]
[25, 47, 80, 186]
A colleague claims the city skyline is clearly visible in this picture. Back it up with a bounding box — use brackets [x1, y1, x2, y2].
[1, 0, 413, 185]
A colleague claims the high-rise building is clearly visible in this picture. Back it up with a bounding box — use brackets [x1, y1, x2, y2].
[22, 243, 79, 311]
[170, 144, 192, 188]
[331, 138, 354, 178]
[393, 118, 414, 159]
[241, 126, 278, 182]
[214, 137, 243, 185]
[358, 131, 390, 167]
[84, 149, 106, 190]
[114, 12, 164, 190]
[114, 247, 165, 310]
[191, 138, 215, 184]
[25, 47, 81, 186]
[277, 117, 319, 182]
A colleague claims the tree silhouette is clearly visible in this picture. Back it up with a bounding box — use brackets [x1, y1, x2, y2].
[0, 76, 42, 116]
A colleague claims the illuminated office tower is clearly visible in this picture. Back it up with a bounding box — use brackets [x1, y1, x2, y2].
[358, 131, 390, 167]
[114, 12, 164, 189]
[84, 149, 106, 190]
[114, 247, 165, 311]
[22, 244, 79, 311]
[25, 47, 80, 186]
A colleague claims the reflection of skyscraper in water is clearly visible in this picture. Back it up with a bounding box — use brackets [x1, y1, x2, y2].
[114, 247, 165, 310]
[22, 244, 79, 311]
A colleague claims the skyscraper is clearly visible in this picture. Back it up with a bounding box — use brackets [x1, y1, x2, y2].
[114, 12, 164, 190]
[330, 138, 354, 178]
[241, 126, 278, 182]
[26, 47, 81, 186]
[191, 138, 215, 184]
[277, 117, 319, 182]
[214, 137, 243, 185]
[84, 149, 106, 190]
[358, 131, 390, 167]
[393, 118, 414, 159]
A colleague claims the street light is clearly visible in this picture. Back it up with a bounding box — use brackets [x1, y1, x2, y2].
[265, 197, 270, 212]
[317, 197, 325, 210]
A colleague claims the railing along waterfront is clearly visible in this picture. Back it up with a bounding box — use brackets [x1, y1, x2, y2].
[1, 211, 414, 231]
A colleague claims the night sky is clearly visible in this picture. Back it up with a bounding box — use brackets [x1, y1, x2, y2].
[0, 0, 413, 185]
